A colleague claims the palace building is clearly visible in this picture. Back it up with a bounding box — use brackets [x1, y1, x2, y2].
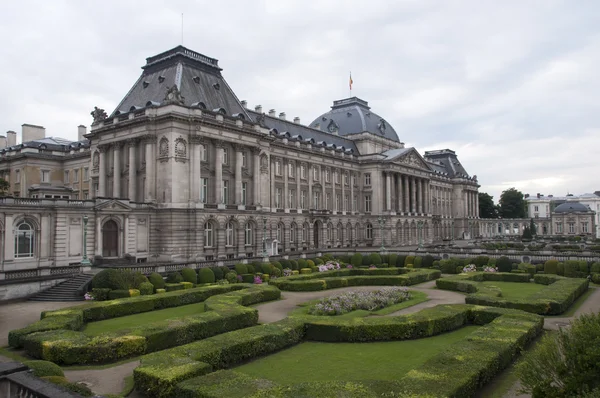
[0, 45, 480, 275]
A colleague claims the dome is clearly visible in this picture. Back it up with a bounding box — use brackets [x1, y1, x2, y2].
[553, 202, 591, 213]
[309, 97, 400, 142]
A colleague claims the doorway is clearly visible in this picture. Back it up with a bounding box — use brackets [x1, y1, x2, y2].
[102, 220, 119, 257]
[313, 221, 322, 248]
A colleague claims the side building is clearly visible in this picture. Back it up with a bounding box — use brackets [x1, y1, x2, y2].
[0, 45, 480, 288]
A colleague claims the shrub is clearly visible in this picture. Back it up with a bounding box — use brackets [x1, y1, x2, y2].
[397, 255, 407, 267]
[517, 263, 536, 277]
[131, 272, 149, 289]
[198, 268, 216, 284]
[564, 260, 582, 278]
[211, 267, 224, 281]
[544, 259, 559, 275]
[314, 258, 324, 265]
[592, 274, 600, 284]
[148, 273, 165, 290]
[414, 256, 423, 267]
[300, 268, 312, 274]
[388, 254, 398, 267]
[260, 263, 273, 275]
[91, 269, 129, 290]
[108, 289, 140, 299]
[306, 260, 315, 268]
[404, 256, 415, 267]
[290, 260, 299, 270]
[225, 272, 237, 284]
[156, 288, 166, 294]
[165, 283, 184, 292]
[308, 287, 411, 315]
[181, 268, 197, 284]
[245, 264, 254, 274]
[24, 360, 64, 377]
[41, 376, 93, 397]
[591, 262, 600, 274]
[139, 282, 154, 295]
[350, 253, 363, 268]
[496, 256, 512, 273]
[280, 259, 291, 269]
[421, 255, 434, 268]
[432, 260, 440, 268]
[439, 258, 460, 274]
[91, 288, 111, 301]
[474, 256, 490, 267]
[370, 253, 382, 265]
[166, 272, 183, 283]
[516, 312, 600, 397]
[220, 266, 231, 277]
[272, 262, 283, 271]
[298, 259, 308, 269]
[234, 264, 248, 275]
[181, 282, 193, 289]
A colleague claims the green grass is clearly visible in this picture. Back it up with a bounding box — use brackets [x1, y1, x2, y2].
[235, 326, 479, 383]
[479, 281, 546, 299]
[82, 301, 205, 336]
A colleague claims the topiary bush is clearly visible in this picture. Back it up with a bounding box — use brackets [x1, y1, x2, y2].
[130, 272, 149, 289]
[181, 268, 197, 284]
[544, 259, 559, 275]
[350, 253, 363, 268]
[272, 262, 283, 271]
[139, 282, 154, 296]
[220, 266, 231, 278]
[225, 272, 237, 284]
[91, 269, 129, 290]
[388, 254, 398, 267]
[474, 256, 490, 267]
[370, 253, 382, 265]
[306, 260, 315, 268]
[591, 262, 600, 274]
[245, 264, 255, 274]
[298, 259, 308, 269]
[404, 256, 415, 267]
[422, 255, 434, 268]
[211, 267, 224, 281]
[198, 268, 216, 284]
[414, 256, 423, 268]
[148, 273, 165, 290]
[397, 255, 407, 268]
[166, 272, 183, 283]
[24, 360, 64, 377]
[496, 256, 512, 273]
[234, 264, 248, 275]
[91, 288, 111, 301]
[290, 260, 299, 270]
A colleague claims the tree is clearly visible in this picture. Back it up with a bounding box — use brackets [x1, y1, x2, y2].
[530, 218, 537, 236]
[522, 225, 532, 240]
[0, 178, 9, 196]
[499, 187, 526, 218]
[478, 192, 498, 218]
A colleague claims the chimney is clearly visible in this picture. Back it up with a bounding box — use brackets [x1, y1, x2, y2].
[524, 194, 529, 198]
[22, 124, 45, 142]
[241, 100, 247, 108]
[279, 112, 286, 120]
[536, 193, 540, 198]
[7, 131, 16, 147]
[77, 125, 87, 141]
[293, 117, 301, 124]
[269, 109, 276, 117]
[255, 105, 262, 113]
[0, 136, 6, 149]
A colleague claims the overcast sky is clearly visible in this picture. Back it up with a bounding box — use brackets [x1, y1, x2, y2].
[2, 1, 598, 202]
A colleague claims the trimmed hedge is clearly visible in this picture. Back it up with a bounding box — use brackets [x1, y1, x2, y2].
[23, 360, 64, 377]
[269, 268, 440, 292]
[436, 272, 589, 315]
[108, 289, 140, 300]
[181, 268, 197, 284]
[139, 282, 154, 296]
[148, 273, 165, 290]
[198, 268, 215, 284]
[16, 284, 280, 365]
[134, 305, 543, 398]
[166, 272, 183, 283]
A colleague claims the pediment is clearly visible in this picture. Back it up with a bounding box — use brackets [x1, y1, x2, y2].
[94, 199, 133, 211]
[392, 149, 432, 171]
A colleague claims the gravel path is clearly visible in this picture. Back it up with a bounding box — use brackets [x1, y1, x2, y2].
[63, 360, 140, 396]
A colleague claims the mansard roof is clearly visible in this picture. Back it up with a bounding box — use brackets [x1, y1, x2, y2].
[111, 46, 251, 119]
[424, 149, 473, 179]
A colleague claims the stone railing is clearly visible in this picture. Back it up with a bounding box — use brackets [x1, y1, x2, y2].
[0, 362, 83, 398]
[0, 266, 82, 283]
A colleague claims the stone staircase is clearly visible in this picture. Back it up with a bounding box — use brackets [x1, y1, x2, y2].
[29, 273, 94, 302]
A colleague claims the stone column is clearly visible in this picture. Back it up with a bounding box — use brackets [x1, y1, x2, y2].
[98, 145, 107, 197]
[464, 190, 469, 218]
[403, 175, 410, 213]
[417, 178, 423, 214]
[349, 172, 354, 212]
[341, 170, 346, 212]
[283, 159, 289, 209]
[214, 142, 223, 204]
[270, 158, 276, 208]
[144, 137, 156, 202]
[385, 172, 392, 211]
[190, 137, 201, 202]
[410, 176, 416, 213]
[308, 165, 313, 209]
[296, 163, 301, 209]
[252, 147, 260, 205]
[475, 191, 479, 218]
[3, 214, 13, 261]
[397, 174, 404, 213]
[128, 140, 137, 201]
[235, 146, 243, 205]
[113, 143, 121, 198]
[425, 181, 430, 214]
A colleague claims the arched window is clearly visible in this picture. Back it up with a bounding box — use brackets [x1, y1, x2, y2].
[244, 222, 254, 246]
[15, 220, 34, 258]
[226, 221, 235, 246]
[277, 223, 283, 242]
[290, 223, 297, 243]
[346, 223, 352, 242]
[204, 222, 214, 247]
[337, 224, 343, 242]
[327, 223, 333, 241]
[355, 224, 360, 240]
[302, 223, 308, 242]
[366, 223, 373, 239]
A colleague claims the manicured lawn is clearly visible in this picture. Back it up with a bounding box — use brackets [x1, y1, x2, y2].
[235, 326, 478, 383]
[82, 302, 205, 336]
[480, 281, 546, 299]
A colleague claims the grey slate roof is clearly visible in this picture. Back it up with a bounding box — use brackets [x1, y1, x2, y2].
[0, 137, 89, 154]
[247, 110, 358, 153]
[309, 97, 400, 142]
[111, 46, 251, 119]
[553, 202, 592, 213]
[423, 149, 471, 178]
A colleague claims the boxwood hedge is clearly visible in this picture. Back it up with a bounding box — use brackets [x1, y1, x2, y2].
[134, 305, 543, 398]
[436, 272, 589, 315]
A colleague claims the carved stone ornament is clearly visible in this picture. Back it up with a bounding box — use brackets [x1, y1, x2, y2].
[91, 107, 108, 124]
[162, 85, 185, 106]
[377, 119, 387, 135]
[400, 152, 422, 168]
[255, 113, 267, 127]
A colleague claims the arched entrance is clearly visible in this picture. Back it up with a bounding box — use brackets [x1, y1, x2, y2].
[102, 220, 119, 257]
[313, 221, 322, 248]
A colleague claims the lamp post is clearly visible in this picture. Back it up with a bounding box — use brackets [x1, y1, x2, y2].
[81, 215, 91, 266]
[378, 216, 385, 251]
[262, 216, 268, 257]
[417, 220, 424, 249]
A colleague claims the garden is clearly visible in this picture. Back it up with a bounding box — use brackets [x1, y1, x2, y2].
[5, 252, 600, 397]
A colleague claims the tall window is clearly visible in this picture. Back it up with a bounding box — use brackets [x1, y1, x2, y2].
[289, 189, 295, 208]
[41, 170, 50, 183]
[344, 173, 349, 185]
[226, 222, 235, 246]
[314, 192, 320, 209]
[534, 205, 539, 212]
[336, 194, 341, 211]
[365, 195, 372, 212]
[568, 223, 575, 233]
[241, 182, 247, 205]
[327, 223, 333, 241]
[301, 165, 306, 179]
[366, 223, 373, 239]
[290, 224, 296, 243]
[313, 167, 319, 181]
[64, 170, 70, 183]
[200, 178, 208, 203]
[353, 195, 357, 212]
[582, 222, 589, 233]
[276, 161, 282, 176]
[222, 180, 229, 204]
[222, 148, 229, 164]
[335, 171, 340, 184]
[245, 223, 253, 245]
[73, 169, 79, 183]
[201, 144, 207, 161]
[204, 222, 214, 247]
[337, 224, 343, 242]
[301, 190, 306, 209]
[15, 220, 34, 258]
[302, 223, 308, 242]
[325, 169, 330, 182]
[344, 195, 349, 212]
[364, 173, 371, 186]
[325, 193, 331, 210]
[83, 167, 89, 181]
[556, 223, 563, 233]
[276, 224, 283, 242]
[15, 169, 20, 183]
[288, 163, 294, 178]
[276, 188, 282, 208]
[242, 152, 247, 167]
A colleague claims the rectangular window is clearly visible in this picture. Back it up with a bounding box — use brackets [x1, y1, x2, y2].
[314, 192, 320, 209]
[93, 183, 99, 197]
[365, 195, 372, 212]
[242, 152, 247, 167]
[534, 205, 539, 212]
[200, 178, 208, 203]
[325, 193, 331, 209]
[301, 190, 306, 209]
[336, 194, 341, 211]
[335, 171, 340, 184]
[41, 170, 50, 183]
[568, 222, 575, 233]
[222, 148, 229, 164]
[73, 169, 79, 183]
[313, 167, 319, 181]
[556, 223, 563, 233]
[201, 144, 207, 161]
[582, 222, 589, 233]
[222, 180, 229, 204]
[64, 170, 70, 183]
[275, 161, 282, 176]
[289, 189, 295, 208]
[73, 192, 79, 199]
[83, 167, 89, 181]
[301, 165, 306, 179]
[365, 173, 371, 186]
[344, 195, 349, 212]
[352, 175, 356, 186]
[288, 163, 294, 178]
[276, 187, 282, 208]
[83, 191, 89, 199]
[353, 195, 357, 212]
[325, 169, 330, 183]
[15, 169, 20, 183]
[344, 173, 349, 185]
[242, 182, 247, 205]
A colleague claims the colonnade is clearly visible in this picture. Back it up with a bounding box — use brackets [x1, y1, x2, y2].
[385, 172, 430, 214]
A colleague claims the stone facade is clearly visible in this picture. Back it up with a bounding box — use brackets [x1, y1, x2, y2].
[0, 45, 481, 272]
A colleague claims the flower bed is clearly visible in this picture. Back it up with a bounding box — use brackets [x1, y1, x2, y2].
[436, 272, 589, 315]
[133, 305, 543, 398]
[308, 287, 411, 316]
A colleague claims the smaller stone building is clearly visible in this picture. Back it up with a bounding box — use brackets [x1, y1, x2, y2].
[551, 202, 595, 236]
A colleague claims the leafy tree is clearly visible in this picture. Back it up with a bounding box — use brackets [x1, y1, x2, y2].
[478, 192, 498, 218]
[0, 178, 10, 196]
[530, 218, 537, 236]
[499, 187, 526, 218]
